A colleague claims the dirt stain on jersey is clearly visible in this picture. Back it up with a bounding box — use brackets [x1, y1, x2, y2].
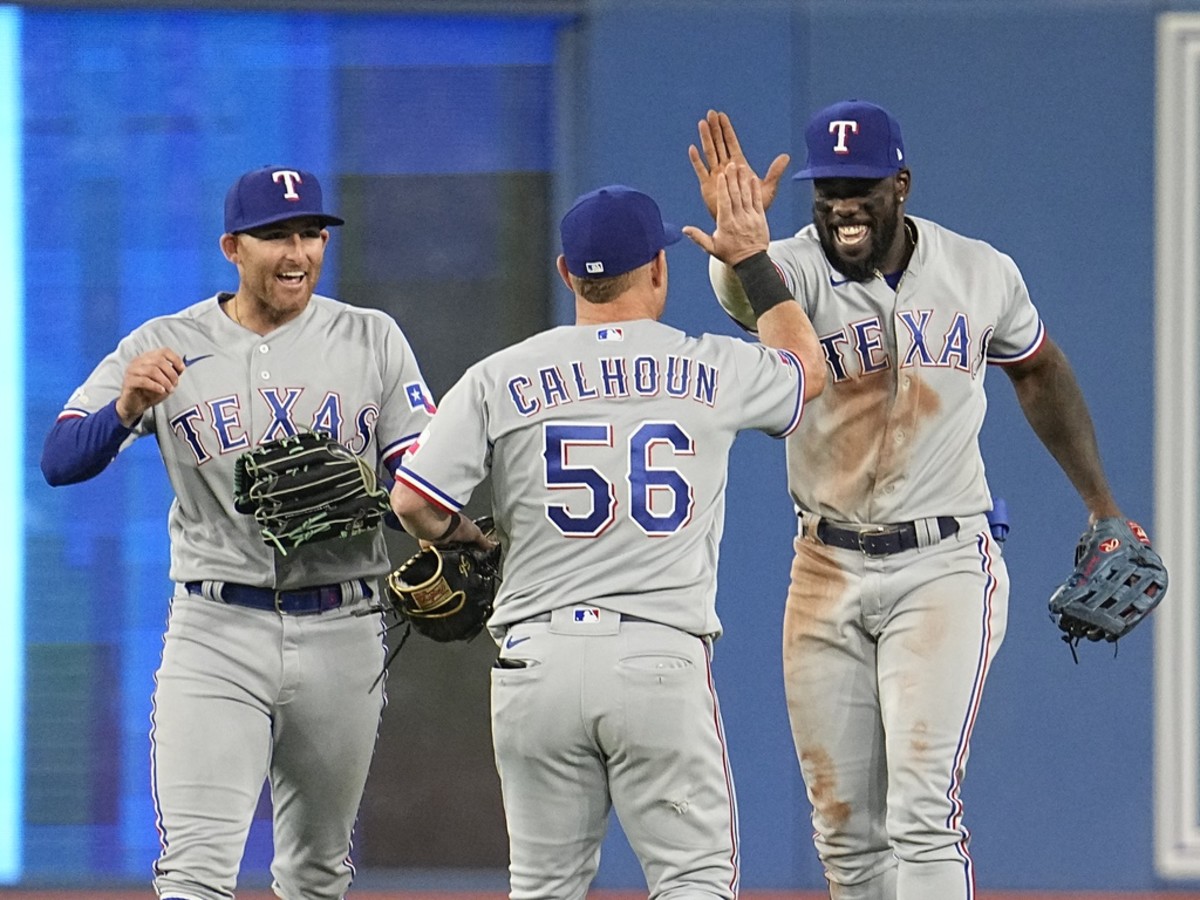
[909, 720, 931, 758]
[799, 745, 852, 831]
[784, 538, 847, 645]
[792, 369, 941, 515]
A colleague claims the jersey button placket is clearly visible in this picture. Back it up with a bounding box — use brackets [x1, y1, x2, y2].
[259, 343, 270, 381]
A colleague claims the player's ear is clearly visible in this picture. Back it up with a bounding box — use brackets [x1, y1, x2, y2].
[220, 232, 240, 264]
[895, 169, 912, 204]
[555, 255, 574, 292]
[646, 250, 668, 291]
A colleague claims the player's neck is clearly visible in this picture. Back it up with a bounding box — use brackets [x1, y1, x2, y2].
[574, 292, 662, 326]
[225, 291, 307, 336]
[882, 217, 917, 276]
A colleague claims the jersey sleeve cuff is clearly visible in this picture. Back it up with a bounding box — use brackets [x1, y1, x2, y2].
[768, 349, 806, 438]
[987, 320, 1045, 366]
[393, 465, 464, 513]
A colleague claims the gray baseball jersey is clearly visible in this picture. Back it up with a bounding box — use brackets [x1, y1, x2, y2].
[714, 215, 1043, 523]
[395, 316, 805, 900]
[396, 318, 805, 638]
[713, 215, 1033, 900]
[55, 291, 434, 900]
[59, 292, 432, 586]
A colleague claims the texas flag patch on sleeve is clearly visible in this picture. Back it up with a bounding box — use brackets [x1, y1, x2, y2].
[405, 382, 437, 414]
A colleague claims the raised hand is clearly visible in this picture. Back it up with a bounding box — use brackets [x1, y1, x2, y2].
[688, 109, 790, 220]
[116, 348, 185, 425]
[683, 162, 770, 267]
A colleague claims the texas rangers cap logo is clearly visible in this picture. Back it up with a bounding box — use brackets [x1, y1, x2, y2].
[271, 169, 303, 200]
[828, 119, 860, 155]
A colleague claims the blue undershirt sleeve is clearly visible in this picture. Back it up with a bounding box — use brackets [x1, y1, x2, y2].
[41, 400, 135, 486]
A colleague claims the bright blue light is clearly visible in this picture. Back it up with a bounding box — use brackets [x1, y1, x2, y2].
[0, 3, 24, 884]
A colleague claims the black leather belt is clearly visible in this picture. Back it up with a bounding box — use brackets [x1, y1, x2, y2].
[185, 580, 369, 615]
[816, 516, 958, 556]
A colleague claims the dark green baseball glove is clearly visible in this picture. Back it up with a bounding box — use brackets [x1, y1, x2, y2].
[233, 429, 391, 555]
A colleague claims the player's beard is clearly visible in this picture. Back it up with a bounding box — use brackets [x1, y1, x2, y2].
[815, 209, 901, 283]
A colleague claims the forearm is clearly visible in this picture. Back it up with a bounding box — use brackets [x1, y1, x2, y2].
[1009, 341, 1120, 520]
[755, 302, 826, 400]
[730, 252, 826, 399]
[390, 481, 465, 543]
[709, 256, 759, 333]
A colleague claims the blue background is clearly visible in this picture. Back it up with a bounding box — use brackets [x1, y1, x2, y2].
[14, 0, 1195, 892]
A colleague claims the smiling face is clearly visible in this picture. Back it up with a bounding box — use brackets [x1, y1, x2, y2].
[811, 171, 910, 282]
[221, 216, 330, 328]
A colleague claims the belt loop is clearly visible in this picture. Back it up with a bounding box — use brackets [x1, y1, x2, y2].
[797, 509, 821, 541]
[342, 578, 372, 603]
[913, 517, 941, 548]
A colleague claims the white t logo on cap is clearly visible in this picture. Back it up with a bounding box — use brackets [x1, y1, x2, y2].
[272, 170, 303, 199]
[829, 120, 859, 155]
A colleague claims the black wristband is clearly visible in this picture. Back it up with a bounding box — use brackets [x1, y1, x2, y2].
[435, 512, 462, 542]
[732, 251, 793, 318]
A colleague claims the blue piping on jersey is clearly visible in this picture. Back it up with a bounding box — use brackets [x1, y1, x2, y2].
[986, 320, 1046, 365]
[394, 465, 463, 512]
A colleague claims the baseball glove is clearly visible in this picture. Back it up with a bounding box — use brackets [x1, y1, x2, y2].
[384, 517, 501, 644]
[232, 429, 391, 555]
[1048, 517, 1168, 655]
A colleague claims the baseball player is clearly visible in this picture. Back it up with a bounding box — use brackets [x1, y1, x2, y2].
[389, 168, 825, 900]
[40, 166, 436, 900]
[690, 102, 1128, 900]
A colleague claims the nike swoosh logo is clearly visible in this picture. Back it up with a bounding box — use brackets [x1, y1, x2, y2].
[505, 634, 531, 650]
[829, 276, 850, 287]
[183, 354, 214, 367]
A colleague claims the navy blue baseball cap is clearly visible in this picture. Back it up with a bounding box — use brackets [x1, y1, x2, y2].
[794, 100, 906, 181]
[224, 165, 345, 234]
[560, 185, 683, 278]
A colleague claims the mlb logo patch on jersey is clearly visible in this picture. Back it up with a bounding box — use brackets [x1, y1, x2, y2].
[405, 382, 437, 414]
[572, 607, 603, 623]
[596, 327, 623, 342]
